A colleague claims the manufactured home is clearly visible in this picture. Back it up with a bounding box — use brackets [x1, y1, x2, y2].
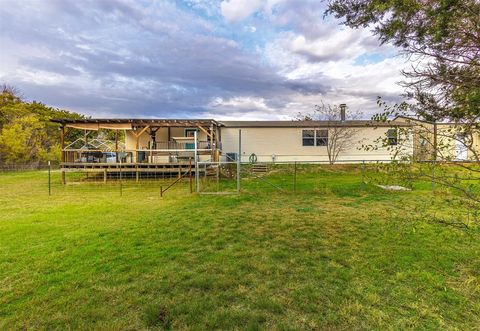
[52, 115, 478, 182]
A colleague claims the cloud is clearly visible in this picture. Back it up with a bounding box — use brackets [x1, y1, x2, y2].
[220, 0, 264, 22]
[0, 0, 408, 120]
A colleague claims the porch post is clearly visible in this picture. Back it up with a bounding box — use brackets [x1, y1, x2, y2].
[210, 123, 214, 160]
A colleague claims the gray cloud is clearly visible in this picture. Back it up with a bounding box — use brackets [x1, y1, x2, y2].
[0, 0, 331, 118]
[0, 0, 405, 119]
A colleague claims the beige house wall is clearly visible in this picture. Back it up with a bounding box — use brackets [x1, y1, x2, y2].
[401, 117, 480, 161]
[220, 125, 413, 162]
[436, 124, 480, 160]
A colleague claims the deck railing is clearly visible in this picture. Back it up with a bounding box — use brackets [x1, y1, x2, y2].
[62, 141, 220, 165]
[154, 141, 217, 150]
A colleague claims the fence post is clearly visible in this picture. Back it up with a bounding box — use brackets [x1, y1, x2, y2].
[189, 158, 193, 194]
[119, 159, 123, 196]
[194, 131, 199, 193]
[237, 129, 241, 193]
[431, 160, 435, 193]
[293, 161, 297, 192]
[48, 161, 51, 196]
[361, 160, 365, 191]
[216, 162, 220, 193]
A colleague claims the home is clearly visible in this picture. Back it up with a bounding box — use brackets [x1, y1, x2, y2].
[51, 114, 477, 182]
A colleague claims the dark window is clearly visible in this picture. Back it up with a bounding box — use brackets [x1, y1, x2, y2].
[387, 129, 398, 145]
[302, 130, 315, 146]
[185, 129, 197, 137]
[303, 129, 328, 146]
[316, 130, 328, 146]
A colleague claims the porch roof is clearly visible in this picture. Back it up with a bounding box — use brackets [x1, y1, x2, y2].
[51, 118, 221, 130]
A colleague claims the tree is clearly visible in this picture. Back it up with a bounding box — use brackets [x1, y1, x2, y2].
[0, 115, 45, 164]
[0, 86, 84, 164]
[326, 1, 480, 225]
[326, 0, 480, 123]
[296, 102, 362, 164]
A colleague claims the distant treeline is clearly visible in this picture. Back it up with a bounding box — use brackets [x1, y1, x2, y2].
[0, 85, 84, 165]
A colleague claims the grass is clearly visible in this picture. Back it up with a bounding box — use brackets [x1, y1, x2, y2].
[0, 167, 479, 330]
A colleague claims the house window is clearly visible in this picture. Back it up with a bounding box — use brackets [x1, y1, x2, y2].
[302, 129, 328, 146]
[316, 130, 328, 146]
[387, 129, 398, 146]
[302, 130, 315, 146]
[185, 129, 197, 137]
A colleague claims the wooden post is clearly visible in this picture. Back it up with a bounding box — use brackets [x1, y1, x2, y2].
[104, 169, 107, 183]
[210, 123, 214, 160]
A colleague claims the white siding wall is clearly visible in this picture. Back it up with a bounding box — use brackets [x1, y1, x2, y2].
[220, 126, 413, 163]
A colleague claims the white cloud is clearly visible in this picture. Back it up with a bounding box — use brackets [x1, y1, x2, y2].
[244, 25, 257, 33]
[220, 0, 264, 22]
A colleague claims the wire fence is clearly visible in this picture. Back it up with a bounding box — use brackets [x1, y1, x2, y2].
[1, 159, 477, 202]
[196, 160, 428, 195]
[1, 159, 478, 231]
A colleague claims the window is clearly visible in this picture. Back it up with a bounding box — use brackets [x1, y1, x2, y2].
[185, 129, 197, 137]
[316, 130, 328, 146]
[387, 129, 398, 146]
[302, 129, 328, 146]
[302, 130, 314, 146]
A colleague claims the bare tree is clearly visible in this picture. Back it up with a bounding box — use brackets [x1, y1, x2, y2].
[296, 102, 362, 164]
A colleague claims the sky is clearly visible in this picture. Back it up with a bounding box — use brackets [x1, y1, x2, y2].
[0, 0, 409, 120]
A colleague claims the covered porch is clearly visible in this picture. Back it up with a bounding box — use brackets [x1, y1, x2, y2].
[52, 118, 222, 182]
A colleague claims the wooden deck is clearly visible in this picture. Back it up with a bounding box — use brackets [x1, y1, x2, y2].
[60, 162, 202, 184]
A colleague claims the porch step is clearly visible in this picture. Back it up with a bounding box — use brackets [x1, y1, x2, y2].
[251, 164, 268, 173]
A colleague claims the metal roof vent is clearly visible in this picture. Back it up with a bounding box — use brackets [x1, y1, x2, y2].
[339, 103, 347, 122]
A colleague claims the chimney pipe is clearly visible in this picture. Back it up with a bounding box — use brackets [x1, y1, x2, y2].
[339, 103, 346, 121]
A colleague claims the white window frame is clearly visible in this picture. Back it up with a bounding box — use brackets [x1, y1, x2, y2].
[302, 129, 328, 147]
[387, 128, 398, 146]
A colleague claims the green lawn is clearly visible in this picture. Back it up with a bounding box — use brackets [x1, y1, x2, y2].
[0, 168, 479, 330]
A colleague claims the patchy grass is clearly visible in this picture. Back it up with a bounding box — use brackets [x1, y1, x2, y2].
[0, 169, 479, 330]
